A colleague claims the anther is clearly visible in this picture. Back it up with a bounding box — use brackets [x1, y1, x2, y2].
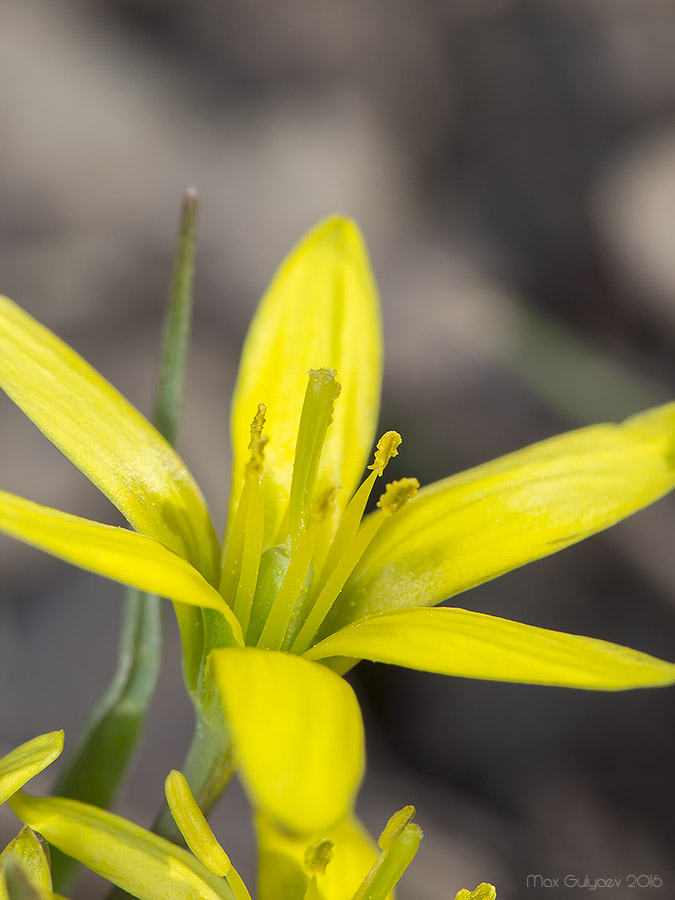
[310, 484, 339, 523]
[368, 431, 402, 476]
[249, 403, 266, 447]
[377, 478, 419, 516]
[245, 435, 268, 481]
[304, 839, 334, 876]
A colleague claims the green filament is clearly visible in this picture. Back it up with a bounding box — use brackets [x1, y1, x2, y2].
[257, 527, 318, 650]
[351, 822, 422, 900]
[232, 484, 265, 636]
[290, 512, 385, 655]
[288, 369, 341, 547]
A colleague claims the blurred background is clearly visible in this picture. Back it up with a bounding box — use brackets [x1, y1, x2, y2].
[1, 1, 675, 897]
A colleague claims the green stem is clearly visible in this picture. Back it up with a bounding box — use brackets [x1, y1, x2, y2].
[153, 713, 236, 842]
[51, 589, 162, 891]
[52, 190, 201, 892]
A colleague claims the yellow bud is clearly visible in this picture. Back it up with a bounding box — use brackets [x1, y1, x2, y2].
[368, 431, 402, 475]
[377, 478, 419, 516]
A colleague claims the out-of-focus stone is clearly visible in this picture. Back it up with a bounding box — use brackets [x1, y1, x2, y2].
[593, 130, 675, 329]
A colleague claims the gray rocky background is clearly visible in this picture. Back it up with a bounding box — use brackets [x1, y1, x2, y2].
[1, 1, 674, 898]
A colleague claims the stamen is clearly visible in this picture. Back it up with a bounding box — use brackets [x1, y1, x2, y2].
[351, 816, 422, 900]
[289, 369, 341, 547]
[303, 839, 334, 900]
[304, 839, 334, 875]
[245, 435, 268, 480]
[368, 431, 402, 475]
[257, 525, 318, 651]
[225, 865, 254, 900]
[219, 410, 268, 623]
[249, 403, 266, 446]
[232, 483, 265, 635]
[219, 480, 249, 603]
[164, 769, 231, 876]
[316, 431, 403, 592]
[378, 805, 416, 850]
[377, 477, 419, 516]
[291, 477, 419, 655]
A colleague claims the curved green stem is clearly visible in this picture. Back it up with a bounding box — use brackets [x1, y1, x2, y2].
[153, 712, 236, 842]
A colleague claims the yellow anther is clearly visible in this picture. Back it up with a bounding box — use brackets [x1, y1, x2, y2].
[378, 805, 417, 850]
[368, 431, 402, 475]
[304, 838, 334, 875]
[307, 368, 341, 424]
[310, 484, 339, 523]
[454, 884, 497, 900]
[376, 478, 419, 516]
[245, 435, 269, 481]
[248, 403, 266, 448]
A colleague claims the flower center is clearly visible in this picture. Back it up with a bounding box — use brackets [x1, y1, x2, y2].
[221, 370, 418, 653]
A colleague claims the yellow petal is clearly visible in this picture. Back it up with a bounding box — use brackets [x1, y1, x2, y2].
[0, 491, 242, 643]
[0, 297, 218, 581]
[229, 218, 382, 544]
[329, 403, 675, 628]
[256, 812, 378, 900]
[0, 733, 63, 807]
[306, 607, 675, 690]
[210, 648, 364, 832]
[8, 793, 234, 900]
[164, 770, 231, 877]
[0, 828, 52, 895]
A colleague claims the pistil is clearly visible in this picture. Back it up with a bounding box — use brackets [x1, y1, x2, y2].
[288, 369, 341, 548]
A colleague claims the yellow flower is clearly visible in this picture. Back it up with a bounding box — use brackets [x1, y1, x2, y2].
[1, 217, 675, 894]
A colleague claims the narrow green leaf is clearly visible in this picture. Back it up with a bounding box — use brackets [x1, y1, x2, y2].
[50, 590, 162, 888]
[153, 188, 199, 447]
[50, 192, 209, 889]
